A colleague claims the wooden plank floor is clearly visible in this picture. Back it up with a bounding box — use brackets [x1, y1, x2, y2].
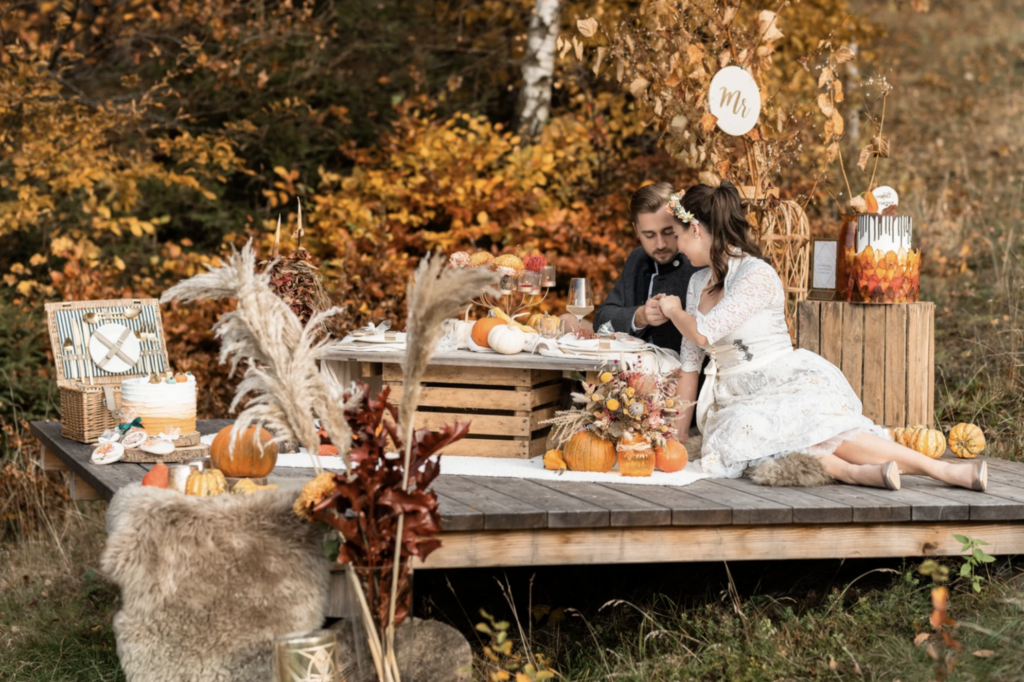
[31, 420, 1024, 567]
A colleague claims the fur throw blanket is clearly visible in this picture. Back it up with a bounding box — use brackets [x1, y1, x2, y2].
[683, 434, 835, 487]
[101, 484, 331, 682]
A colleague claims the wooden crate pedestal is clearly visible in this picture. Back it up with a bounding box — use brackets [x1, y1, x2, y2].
[796, 301, 934, 427]
[380, 363, 562, 459]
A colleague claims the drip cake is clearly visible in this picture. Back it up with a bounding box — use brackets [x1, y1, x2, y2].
[839, 205, 921, 304]
[120, 372, 198, 438]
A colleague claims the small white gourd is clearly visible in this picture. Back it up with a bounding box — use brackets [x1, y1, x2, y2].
[488, 323, 526, 355]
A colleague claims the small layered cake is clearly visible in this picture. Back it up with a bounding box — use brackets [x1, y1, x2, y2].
[121, 373, 198, 436]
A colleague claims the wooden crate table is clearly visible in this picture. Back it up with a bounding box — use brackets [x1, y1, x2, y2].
[796, 301, 935, 427]
[320, 348, 647, 459]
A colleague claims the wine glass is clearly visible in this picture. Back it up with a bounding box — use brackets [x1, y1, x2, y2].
[566, 278, 594, 327]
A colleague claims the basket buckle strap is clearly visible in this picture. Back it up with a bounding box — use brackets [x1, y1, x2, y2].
[102, 385, 118, 417]
[94, 327, 134, 367]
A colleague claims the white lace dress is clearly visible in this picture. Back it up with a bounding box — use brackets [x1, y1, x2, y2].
[681, 254, 887, 478]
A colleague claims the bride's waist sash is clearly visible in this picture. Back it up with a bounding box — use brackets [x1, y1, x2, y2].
[696, 345, 794, 433]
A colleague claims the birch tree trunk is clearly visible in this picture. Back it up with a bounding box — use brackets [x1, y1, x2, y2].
[517, 0, 561, 138]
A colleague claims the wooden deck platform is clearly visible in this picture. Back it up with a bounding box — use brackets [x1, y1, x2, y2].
[31, 420, 1024, 569]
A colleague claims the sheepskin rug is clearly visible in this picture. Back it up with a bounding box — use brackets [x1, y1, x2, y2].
[101, 484, 331, 682]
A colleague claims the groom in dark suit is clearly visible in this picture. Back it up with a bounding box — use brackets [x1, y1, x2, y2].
[593, 182, 703, 352]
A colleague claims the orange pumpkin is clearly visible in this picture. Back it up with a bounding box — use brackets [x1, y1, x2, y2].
[471, 317, 505, 348]
[142, 462, 169, 488]
[543, 449, 566, 471]
[655, 440, 689, 473]
[563, 430, 616, 473]
[210, 425, 278, 478]
[911, 428, 946, 459]
[948, 423, 985, 459]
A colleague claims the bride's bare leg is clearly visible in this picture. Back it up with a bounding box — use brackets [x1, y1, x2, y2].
[833, 433, 981, 489]
[817, 453, 900, 490]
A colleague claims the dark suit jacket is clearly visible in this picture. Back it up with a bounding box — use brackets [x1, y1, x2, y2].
[594, 247, 704, 352]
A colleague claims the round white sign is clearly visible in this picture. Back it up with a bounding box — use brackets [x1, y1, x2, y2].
[871, 186, 899, 212]
[708, 66, 762, 136]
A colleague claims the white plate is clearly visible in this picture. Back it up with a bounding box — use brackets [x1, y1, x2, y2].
[88, 323, 141, 373]
[344, 332, 407, 344]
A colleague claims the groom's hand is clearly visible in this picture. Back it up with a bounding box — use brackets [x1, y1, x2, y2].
[658, 295, 683, 317]
[639, 297, 669, 327]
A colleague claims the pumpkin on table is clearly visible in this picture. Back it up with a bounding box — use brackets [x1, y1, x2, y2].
[232, 478, 279, 495]
[141, 462, 169, 488]
[209, 425, 278, 478]
[471, 317, 505, 349]
[487, 323, 526, 355]
[948, 423, 985, 458]
[185, 469, 228, 496]
[563, 430, 616, 473]
[910, 428, 946, 459]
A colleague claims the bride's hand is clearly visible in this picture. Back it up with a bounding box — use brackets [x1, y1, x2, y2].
[658, 295, 683, 317]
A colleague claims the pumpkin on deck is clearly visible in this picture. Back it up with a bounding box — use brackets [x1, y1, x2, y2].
[185, 469, 228, 496]
[910, 428, 946, 459]
[949, 423, 985, 458]
[563, 430, 616, 473]
[655, 440, 689, 473]
[210, 425, 278, 478]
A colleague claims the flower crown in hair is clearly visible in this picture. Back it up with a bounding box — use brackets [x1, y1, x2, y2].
[666, 192, 696, 224]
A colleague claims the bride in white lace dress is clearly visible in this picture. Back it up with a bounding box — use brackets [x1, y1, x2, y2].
[654, 181, 986, 492]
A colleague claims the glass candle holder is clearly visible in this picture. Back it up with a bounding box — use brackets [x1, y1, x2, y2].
[541, 265, 556, 288]
[499, 275, 515, 296]
[538, 315, 564, 339]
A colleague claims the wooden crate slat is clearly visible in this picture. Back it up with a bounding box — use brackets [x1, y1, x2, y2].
[819, 302, 844, 367]
[884, 305, 908, 426]
[861, 306, 887, 424]
[438, 437, 539, 459]
[906, 305, 925, 425]
[531, 383, 563, 408]
[530, 369, 562, 386]
[926, 304, 935, 426]
[840, 303, 865, 401]
[386, 383, 532, 411]
[529, 405, 558, 431]
[797, 301, 820, 354]
[383, 363, 533, 387]
[411, 411, 530, 437]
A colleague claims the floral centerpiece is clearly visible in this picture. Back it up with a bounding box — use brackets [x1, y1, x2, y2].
[448, 249, 554, 322]
[546, 367, 685, 477]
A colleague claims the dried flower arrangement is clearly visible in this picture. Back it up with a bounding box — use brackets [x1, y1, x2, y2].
[162, 245, 495, 682]
[547, 368, 681, 448]
[258, 204, 341, 337]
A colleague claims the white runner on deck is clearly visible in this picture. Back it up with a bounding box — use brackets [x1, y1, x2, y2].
[201, 434, 709, 486]
[439, 455, 709, 486]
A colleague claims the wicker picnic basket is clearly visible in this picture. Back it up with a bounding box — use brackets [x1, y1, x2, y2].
[45, 299, 170, 443]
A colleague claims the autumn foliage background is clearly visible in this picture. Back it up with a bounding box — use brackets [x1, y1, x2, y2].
[0, 0, 1021, 469]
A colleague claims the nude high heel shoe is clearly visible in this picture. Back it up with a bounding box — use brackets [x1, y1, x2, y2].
[971, 460, 988, 493]
[882, 461, 901, 491]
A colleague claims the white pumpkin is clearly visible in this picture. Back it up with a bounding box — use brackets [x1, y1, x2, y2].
[455, 320, 475, 348]
[487, 323, 526, 355]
